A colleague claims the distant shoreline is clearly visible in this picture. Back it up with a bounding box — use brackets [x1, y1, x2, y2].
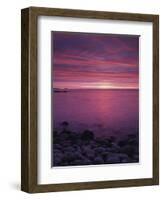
[53, 88, 139, 93]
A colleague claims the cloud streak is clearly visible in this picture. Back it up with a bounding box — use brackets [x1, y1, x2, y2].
[52, 31, 139, 89]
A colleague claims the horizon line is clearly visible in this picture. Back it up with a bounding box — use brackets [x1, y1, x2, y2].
[53, 87, 139, 90]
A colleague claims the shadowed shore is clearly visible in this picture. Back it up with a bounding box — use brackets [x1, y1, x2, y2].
[53, 122, 139, 167]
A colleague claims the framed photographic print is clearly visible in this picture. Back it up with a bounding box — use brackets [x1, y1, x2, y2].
[21, 7, 159, 193]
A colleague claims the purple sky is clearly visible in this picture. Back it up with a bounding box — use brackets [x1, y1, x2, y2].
[52, 31, 139, 89]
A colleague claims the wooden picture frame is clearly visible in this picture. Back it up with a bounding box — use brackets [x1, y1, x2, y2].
[21, 7, 159, 193]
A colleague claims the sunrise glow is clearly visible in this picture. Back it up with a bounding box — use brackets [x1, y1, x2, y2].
[52, 32, 139, 90]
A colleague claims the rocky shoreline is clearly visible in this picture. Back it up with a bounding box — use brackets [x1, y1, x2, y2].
[53, 122, 139, 167]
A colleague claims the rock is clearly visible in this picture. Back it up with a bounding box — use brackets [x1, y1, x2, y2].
[70, 159, 83, 165]
[82, 145, 92, 151]
[105, 154, 120, 164]
[132, 154, 139, 162]
[58, 131, 71, 142]
[62, 152, 76, 162]
[73, 151, 83, 160]
[109, 143, 120, 153]
[63, 146, 75, 153]
[109, 136, 116, 143]
[117, 153, 129, 162]
[105, 136, 116, 147]
[89, 141, 97, 148]
[127, 134, 137, 139]
[84, 148, 95, 160]
[120, 159, 128, 163]
[81, 130, 94, 142]
[106, 139, 113, 147]
[53, 152, 63, 165]
[61, 139, 71, 147]
[93, 156, 104, 164]
[68, 132, 79, 143]
[103, 147, 112, 152]
[53, 131, 61, 144]
[128, 138, 138, 146]
[94, 147, 106, 154]
[95, 138, 108, 146]
[53, 158, 62, 166]
[74, 146, 82, 153]
[60, 121, 69, 132]
[61, 121, 69, 127]
[87, 153, 95, 160]
[52, 125, 139, 167]
[61, 162, 69, 166]
[72, 144, 80, 150]
[82, 158, 92, 165]
[53, 148, 62, 154]
[118, 139, 128, 147]
[53, 143, 62, 150]
[101, 151, 109, 160]
[120, 145, 136, 158]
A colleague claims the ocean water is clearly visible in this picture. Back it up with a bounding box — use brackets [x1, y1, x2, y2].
[53, 89, 139, 138]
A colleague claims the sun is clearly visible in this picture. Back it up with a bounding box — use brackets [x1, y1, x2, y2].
[96, 84, 113, 89]
[79, 83, 116, 89]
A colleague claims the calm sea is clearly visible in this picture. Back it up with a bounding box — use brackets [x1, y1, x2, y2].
[53, 89, 139, 138]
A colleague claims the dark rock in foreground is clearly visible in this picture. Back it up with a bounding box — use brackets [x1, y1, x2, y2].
[53, 124, 139, 167]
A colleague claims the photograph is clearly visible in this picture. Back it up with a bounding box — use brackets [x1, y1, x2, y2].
[21, 7, 159, 193]
[52, 31, 139, 167]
